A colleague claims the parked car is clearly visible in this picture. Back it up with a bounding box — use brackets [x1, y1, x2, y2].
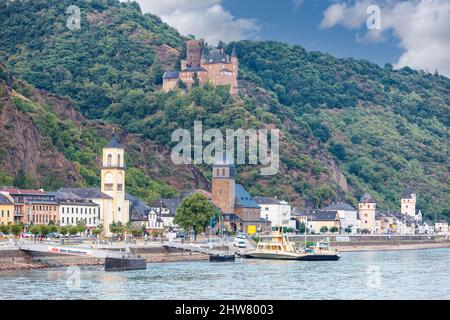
[233, 237, 247, 248]
[21, 232, 33, 238]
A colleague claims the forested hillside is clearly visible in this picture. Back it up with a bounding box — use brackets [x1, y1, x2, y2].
[0, 0, 448, 219]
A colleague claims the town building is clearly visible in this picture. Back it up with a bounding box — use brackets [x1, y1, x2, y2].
[299, 210, 341, 234]
[358, 193, 377, 234]
[211, 158, 271, 234]
[0, 193, 14, 226]
[255, 197, 292, 229]
[55, 191, 100, 231]
[322, 202, 358, 234]
[379, 211, 416, 235]
[0, 189, 58, 225]
[417, 220, 435, 234]
[163, 39, 238, 94]
[149, 198, 183, 229]
[434, 221, 449, 234]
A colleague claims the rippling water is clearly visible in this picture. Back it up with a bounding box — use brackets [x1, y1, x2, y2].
[1, 248, 450, 299]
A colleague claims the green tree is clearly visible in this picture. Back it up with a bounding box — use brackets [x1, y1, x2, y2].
[68, 226, 79, 237]
[344, 227, 352, 234]
[192, 72, 200, 87]
[92, 225, 103, 238]
[174, 193, 217, 240]
[10, 223, 23, 237]
[29, 225, 40, 242]
[320, 226, 329, 234]
[0, 224, 10, 235]
[329, 226, 339, 233]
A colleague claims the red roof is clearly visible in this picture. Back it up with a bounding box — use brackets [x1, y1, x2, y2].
[1, 188, 46, 195]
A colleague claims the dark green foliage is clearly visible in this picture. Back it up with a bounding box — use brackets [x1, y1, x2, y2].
[0, 0, 448, 219]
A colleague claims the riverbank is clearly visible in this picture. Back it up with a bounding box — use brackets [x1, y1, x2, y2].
[2, 238, 450, 271]
[336, 241, 450, 252]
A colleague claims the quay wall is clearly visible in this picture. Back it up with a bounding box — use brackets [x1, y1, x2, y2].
[0, 249, 104, 271]
[131, 246, 208, 263]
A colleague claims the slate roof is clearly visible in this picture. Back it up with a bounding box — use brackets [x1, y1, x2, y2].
[360, 193, 376, 203]
[163, 71, 180, 79]
[300, 210, 339, 221]
[254, 196, 281, 205]
[0, 193, 13, 205]
[126, 194, 152, 221]
[204, 50, 227, 64]
[105, 134, 122, 149]
[58, 188, 112, 200]
[234, 184, 260, 209]
[55, 191, 83, 201]
[401, 189, 415, 199]
[181, 66, 207, 72]
[322, 202, 357, 211]
[149, 198, 183, 216]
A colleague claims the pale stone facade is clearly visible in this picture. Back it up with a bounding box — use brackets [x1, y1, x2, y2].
[401, 190, 416, 217]
[358, 193, 377, 234]
[100, 135, 130, 235]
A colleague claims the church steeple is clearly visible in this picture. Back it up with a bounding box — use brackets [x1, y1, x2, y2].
[101, 133, 127, 231]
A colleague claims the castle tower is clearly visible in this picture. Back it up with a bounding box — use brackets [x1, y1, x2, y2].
[401, 190, 416, 217]
[186, 39, 204, 68]
[101, 134, 128, 234]
[358, 193, 377, 234]
[212, 157, 235, 214]
[230, 46, 239, 94]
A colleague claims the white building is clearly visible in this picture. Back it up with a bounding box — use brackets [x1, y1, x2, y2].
[401, 190, 421, 221]
[255, 197, 291, 229]
[322, 202, 358, 234]
[56, 191, 100, 230]
[435, 221, 449, 234]
[417, 220, 434, 234]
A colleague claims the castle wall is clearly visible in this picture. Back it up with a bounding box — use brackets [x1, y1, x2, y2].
[186, 39, 204, 68]
[163, 78, 178, 92]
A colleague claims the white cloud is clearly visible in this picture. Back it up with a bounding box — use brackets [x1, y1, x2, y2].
[123, 0, 260, 45]
[293, 0, 305, 12]
[320, 0, 450, 77]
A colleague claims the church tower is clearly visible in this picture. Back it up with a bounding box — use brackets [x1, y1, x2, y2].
[101, 134, 128, 233]
[212, 157, 235, 214]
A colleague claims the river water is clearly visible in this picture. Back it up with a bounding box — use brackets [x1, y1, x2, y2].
[1, 248, 449, 299]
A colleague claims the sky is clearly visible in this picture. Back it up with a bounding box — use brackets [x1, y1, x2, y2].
[126, 0, 450, 77]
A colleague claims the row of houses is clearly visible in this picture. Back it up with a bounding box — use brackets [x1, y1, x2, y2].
[1, 134, 446, 237]
[139, 188, 448, 236]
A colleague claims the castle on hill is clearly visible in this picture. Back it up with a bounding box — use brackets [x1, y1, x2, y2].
[163, 39, 239, 95]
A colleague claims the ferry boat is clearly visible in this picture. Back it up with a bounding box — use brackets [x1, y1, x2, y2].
[243, 229, 340, 261]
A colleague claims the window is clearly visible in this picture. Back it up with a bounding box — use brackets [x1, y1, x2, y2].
[117, 154, 121, 167]
[62, 217, 64, 223]
[222, 169, 226, 176]
[62, 207, 64, 214]
[107, 154, 112, 167]
[104, 184, 113, 191]
[117, 184, 123, 191]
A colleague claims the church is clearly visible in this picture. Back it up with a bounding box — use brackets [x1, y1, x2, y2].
[211, 157, 271, 234]
[59, 134, 130, 236]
